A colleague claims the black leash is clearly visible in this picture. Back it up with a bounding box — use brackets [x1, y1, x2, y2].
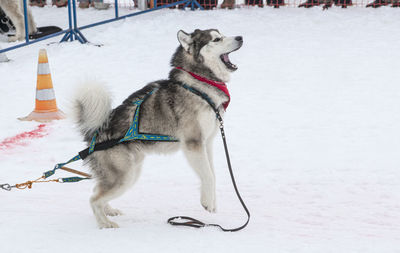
[168, 120, 250, 232]
[168, 84, 250, 232]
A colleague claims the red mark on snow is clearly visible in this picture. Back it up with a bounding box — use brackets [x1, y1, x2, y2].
[0, 124, 48, 151]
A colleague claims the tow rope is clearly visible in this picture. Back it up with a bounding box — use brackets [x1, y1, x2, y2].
[1, 81, 250, 232]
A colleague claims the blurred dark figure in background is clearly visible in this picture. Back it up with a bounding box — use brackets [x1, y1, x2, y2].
[235, 0, 284, 8]
[52, 0, 68, 7]
[198, 0, 218, 9]
[29, 0, 46, 7]
[0, 7, 14, 34]
[221, 0, 236, 8]
[366, 0, 399, 7]
[266, 0, 285, 7]
[299, 0, 352, 8]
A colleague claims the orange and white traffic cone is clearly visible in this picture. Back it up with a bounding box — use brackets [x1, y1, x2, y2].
[19, 49, 66, 122]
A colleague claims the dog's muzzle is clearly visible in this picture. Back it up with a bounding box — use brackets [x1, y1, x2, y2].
[220, 36, 243, 71]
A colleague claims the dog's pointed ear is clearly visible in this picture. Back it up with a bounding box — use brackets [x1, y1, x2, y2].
[177, 30, 192, 53]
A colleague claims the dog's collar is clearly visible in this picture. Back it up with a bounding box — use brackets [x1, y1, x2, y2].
[176, 67, 230, 110]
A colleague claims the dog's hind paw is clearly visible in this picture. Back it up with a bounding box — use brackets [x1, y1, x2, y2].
[105, 205, 123, 216]
[98, 220, 119, 229]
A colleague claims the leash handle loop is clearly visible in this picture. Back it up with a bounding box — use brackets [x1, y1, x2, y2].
[167, 216, 206, 228]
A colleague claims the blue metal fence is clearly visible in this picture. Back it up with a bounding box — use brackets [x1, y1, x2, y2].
[0, 0, 203, 54]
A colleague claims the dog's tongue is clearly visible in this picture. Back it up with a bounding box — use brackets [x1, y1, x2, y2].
[223, 54, 229, 62]
[220, 53, 237, 71]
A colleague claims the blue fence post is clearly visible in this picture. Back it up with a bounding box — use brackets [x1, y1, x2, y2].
[72, 0, 78, 40]
[22, 0, 29, 43]
[68, 0, 88, 43]
[61, 0, 74, 42]
[68, 0, 73, 41]
[115, 0, 119, 18]
[193, 0, 204, 9]
[183, 0, 191, 8]
[153, 0, 157, 8]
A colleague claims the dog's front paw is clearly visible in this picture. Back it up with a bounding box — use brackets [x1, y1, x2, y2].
[98, 220, 119, 229]
[201, 195, 216, 213]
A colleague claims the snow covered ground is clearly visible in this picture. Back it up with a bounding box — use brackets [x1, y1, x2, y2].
[1, 6, 400, 253]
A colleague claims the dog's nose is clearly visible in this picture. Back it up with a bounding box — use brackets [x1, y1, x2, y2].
[235, 36, 243, 42]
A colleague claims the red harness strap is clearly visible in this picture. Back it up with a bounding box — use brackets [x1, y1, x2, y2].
[176, 67, 230, 110]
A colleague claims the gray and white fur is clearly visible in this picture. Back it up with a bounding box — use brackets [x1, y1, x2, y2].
[73, 29, 243, 229]
[0, 0, 37, 42]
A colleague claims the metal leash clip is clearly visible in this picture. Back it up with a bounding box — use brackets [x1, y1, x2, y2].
[0, 183, 13, 191]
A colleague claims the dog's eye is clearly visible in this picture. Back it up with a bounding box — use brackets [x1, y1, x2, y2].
[213, 38, 221, 42]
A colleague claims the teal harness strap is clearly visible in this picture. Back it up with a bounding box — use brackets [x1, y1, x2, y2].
[60, 176, 90, 183]
[177, 83, 223, 123]
[42, 128, 98, 181]
[89, 131, 98, 154]
[43, 154, 83, 179]
[120, 93, 178, 142]
[41, 154, 89, 184]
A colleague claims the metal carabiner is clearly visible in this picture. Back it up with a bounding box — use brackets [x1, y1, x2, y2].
[0, 183, 13, 191]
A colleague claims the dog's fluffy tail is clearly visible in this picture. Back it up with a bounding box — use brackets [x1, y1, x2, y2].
[72, 80, 112, 138]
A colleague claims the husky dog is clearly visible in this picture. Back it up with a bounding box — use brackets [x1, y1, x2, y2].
[73, 29, 243, 228]
[0, 0, 37, 42]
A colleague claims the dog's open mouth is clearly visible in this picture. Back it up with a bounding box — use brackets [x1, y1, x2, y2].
[220, 44, 242, 71]
[220, 53, 238, 71]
